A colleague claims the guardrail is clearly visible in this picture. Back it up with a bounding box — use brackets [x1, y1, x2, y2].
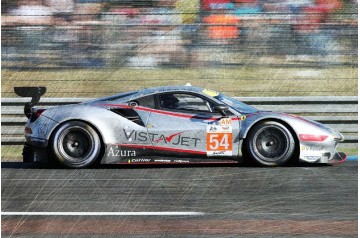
[1, 97, 358, 147]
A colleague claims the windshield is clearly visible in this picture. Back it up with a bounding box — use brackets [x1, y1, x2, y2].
[215, 94, 258, 113]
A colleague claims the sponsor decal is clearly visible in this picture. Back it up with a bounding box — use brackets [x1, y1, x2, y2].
[207, 150, 232, 156]
[154, 159, 171, 163]
[107, 146, 136, 157]
[301, 146, 323, 152]
[219, 118, 232, 126]
[174, 160, 190, 163]
[123, 129, 201, 147]
[128, 158, 151, 163]
[206, 121, 233, 156]
[240, 115, 247, 121]
[208, 126, 218, 132]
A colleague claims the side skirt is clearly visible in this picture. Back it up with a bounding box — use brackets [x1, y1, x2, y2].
[101, 144, 240, 164]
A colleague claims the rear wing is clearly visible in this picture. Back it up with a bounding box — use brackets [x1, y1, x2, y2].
[14, 87, 46, 118]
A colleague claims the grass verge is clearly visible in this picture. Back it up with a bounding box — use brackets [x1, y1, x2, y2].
[2, 66, 357, 97]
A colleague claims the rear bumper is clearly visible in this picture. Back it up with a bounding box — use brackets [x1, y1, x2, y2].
[25, 136, 48, 148]
[23, 143, 48, 163]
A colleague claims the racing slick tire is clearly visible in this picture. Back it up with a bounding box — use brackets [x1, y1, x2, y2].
[245, 121, 295, 166]
[51, 121, 101, 168]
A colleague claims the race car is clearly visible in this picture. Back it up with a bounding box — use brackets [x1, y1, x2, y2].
[15, 85, 347, 168]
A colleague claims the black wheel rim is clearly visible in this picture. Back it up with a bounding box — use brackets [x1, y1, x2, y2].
[253, 126, 289, 162]
[58, 127, 94, 162]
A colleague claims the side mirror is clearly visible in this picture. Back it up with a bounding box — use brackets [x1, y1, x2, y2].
[214, 105, 229, 117]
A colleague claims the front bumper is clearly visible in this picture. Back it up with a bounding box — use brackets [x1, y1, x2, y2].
[328, 151, 347, 164]
[299, 134, 347, 164]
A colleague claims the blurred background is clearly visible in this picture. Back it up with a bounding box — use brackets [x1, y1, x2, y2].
[2, 0, 358, 70]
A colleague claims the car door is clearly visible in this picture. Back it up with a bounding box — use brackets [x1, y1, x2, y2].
[146, 92, 241, 159]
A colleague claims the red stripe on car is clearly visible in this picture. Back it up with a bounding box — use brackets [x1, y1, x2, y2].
[102, 103, 240, 121]
[117, 161, 238, 165]
[118, 143, 206, 155]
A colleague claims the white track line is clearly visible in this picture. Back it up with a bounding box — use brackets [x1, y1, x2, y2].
[2, 212, 205, 216]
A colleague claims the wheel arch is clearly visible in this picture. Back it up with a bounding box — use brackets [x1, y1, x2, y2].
[51, 119, 104, 142]
[43, 104, 122, 146]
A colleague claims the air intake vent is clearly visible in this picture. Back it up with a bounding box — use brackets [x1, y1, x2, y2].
[110, 108, 145, 127]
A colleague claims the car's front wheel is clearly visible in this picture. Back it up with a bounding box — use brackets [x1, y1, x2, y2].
[51, 121, 101, 168]
[245, 121, 295, 166]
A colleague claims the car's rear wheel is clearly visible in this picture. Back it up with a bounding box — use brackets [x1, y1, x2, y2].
[52, 121, 101, 168]
[245, 121, 295, 166]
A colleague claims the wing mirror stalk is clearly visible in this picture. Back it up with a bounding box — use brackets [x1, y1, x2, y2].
[214, 105, 229, 117]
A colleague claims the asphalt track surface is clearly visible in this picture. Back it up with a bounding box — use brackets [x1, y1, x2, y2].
[1, 161, 358, 237]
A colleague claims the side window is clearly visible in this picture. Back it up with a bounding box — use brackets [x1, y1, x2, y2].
[129, 95, 155, 108]
[159, 93, 214, 113]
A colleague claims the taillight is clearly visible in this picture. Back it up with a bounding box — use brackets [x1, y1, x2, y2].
[30, 109, 46, 122]
[25, 127, 32, 134]
[299, 134, 328, 142]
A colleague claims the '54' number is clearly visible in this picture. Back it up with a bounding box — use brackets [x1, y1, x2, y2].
[207, 133, 232, 151]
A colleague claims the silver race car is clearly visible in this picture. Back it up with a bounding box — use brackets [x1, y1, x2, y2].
[15, 86, 347, 168]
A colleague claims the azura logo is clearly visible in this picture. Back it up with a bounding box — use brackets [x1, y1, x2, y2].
[107, 146, 136, 157]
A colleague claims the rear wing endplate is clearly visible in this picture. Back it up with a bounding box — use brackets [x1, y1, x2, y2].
[14, 87, 46, 118]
